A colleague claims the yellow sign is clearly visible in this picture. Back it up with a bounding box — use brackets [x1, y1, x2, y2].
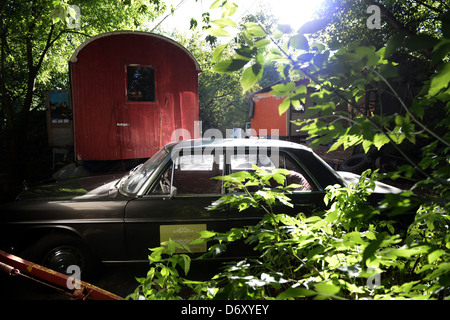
[160, 224, 207, 253]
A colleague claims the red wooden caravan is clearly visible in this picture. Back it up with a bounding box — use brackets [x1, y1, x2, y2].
[69, 31, 201, 161]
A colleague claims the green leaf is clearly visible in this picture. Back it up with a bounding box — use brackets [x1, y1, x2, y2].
[314, 282, 341, 296]
[245, 22, 266, 37]
[276, 287, 316, 299]
[290, 34, 309, 51]
[212, 43, 228, 62]
[362, 234, 386, 264]
[404, 34, 439, 52]
[389, 245, 430, 258]
[51, 4, 66, 24]
[385, 32, 406, 58]
[214, 59, 248, 73]
[366, 231, 377, 241]
[149, 247, 164, 262]
[313, 52, 328, 67]
[310, 90, 332, 104]
[271, 82, 295, 96]
[230, 171, 251, 179]
[181, 254, 191, 275]
[198, 230, 216, 239]
[354, 46, 380, 66]
[242, 63, 263, 91]
[210, 0, 222, 9]
[166, 239, 176, 254]
[223, 1, 238, 17]
[278, 97, 291, 115]
[428, 249, 445, 264]
[295, 84, 307, 95]
[362, 139, 372, 153]
[432, 39, 450, 65]
[429, 62, 450, 96]
[271, 173, 286, 185]
[207, 28, 231, 37]
[211, 18, 237, 28]
[304, 102, 335, 118]
[290, 97, 302, 110]
[277, 24, 293, 34]
[298, 52, 314, 63]
[297, 18, 329, 34]
[373, 133, 391, 150]
[235, 46, 256, 59]
[255, 39, 271, 48]
[325, 210, 338, 223]
[328, 140, 344, 152]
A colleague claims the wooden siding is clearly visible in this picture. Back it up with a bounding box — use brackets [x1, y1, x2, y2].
[250, 92, 287, 137]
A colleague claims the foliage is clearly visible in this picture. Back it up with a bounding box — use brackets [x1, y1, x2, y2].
[0, 0, 165, 185]
[128, 239, 194, 300]
[205, 0, 450, 198]
[129, 168, 449, 300]
[1, 0, 164, 120]
[130, 0, 450, 300]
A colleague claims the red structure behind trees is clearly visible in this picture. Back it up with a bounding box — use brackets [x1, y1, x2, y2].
[69, 31, 201, 161]
[248, 80, 312, 141]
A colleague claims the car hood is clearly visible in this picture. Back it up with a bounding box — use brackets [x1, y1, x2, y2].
[337, 171, 404, 194]
[16, 174, 124, 201]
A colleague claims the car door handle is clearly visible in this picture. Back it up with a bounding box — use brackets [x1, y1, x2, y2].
[117, 123, 130, 127]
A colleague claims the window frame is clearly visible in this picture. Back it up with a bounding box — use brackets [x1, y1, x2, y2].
[147, 149, 225, 196]
[146, 147, 319, 197]
[125, 64, 157, 103]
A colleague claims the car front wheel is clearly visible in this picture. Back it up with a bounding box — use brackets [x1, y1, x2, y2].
[23, 233, 98, 280]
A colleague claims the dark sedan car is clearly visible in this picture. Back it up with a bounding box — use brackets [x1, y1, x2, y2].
[0, 138, 402, 278]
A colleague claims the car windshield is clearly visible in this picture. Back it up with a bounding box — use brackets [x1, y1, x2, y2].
[120, 147, 168, 195]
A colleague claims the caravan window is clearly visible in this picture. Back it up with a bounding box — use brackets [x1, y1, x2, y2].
[127, 65, 156, 102]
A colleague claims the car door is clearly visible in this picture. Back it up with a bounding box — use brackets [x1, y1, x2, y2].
[124, 151, 228, 261]
[224, 148, 326, 257]
[226, 149, 326, 225]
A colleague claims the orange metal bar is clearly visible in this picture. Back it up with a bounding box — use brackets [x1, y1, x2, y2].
[0, 249, 124, 300]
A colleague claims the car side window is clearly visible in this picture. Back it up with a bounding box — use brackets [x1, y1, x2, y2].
[230, 152, 275, 173]
[280, 155, 313, 191]
[170, 154, 224, 194]
[229, 151, 313, 192]
[151, 165, 173, 195]
[172, 154, 223, 194]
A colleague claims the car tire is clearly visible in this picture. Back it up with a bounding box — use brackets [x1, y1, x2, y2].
[23, 233, 98, 280]
[340, 154, 370, 174]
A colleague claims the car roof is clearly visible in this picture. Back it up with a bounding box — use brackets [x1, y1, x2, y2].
[165, 138, 312, 152]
